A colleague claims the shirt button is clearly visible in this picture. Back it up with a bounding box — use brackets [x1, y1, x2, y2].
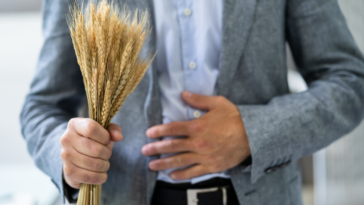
[193, 111, 201, 118]
[189, 61, 196, 69]
[184, 8, 192, 16]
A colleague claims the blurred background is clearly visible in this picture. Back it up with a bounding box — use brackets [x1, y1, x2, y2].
[0, 0, 363, 205]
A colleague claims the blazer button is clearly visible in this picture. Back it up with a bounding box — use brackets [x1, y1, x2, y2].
[264, 168, 273, 174]
[264, 160, 291, 174]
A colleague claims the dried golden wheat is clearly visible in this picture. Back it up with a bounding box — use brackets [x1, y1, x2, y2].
[67, 0, 153, 204]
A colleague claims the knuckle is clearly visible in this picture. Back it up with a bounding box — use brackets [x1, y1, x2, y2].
[85, 157, 97, 170]
[81, 172, 102, 184]
[89, 173, 104, 184]
[175, 156, 184, 167]
[167, 140, 175, 151]
[85, 120, 98, 136]
[205, 155, 224, 172]
[190, 122, 205, 133]
[60, 149, 69, 160]
[193, 139, 209, 150]
[81, 173, 91, 183]
[79, 137, 90, 150]
[68, 118, 77, 128]
[93, 160, 103, 171]
[91, 160, 104, 171]
[211, 162, 223, 171]
[204, 155, 216, 166]
[63, 167, 70, 176]
[91, 144, 103, 157]
[63, 165, 73, 176]
[60, 131, 72, 146]
[168, 124, 176, 135]
[60, 135, 68, 146]
[105, 161, 110, 171]
[194, 94, 202, 102]
[216, 96, 226, 102]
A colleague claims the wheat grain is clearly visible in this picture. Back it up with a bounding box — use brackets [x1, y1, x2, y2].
[101, 80, 112, 126]
[96, 8, 106, 104]
[106, 13, 117, 60]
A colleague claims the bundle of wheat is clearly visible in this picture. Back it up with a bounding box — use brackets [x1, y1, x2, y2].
[67, 0, 153, 204]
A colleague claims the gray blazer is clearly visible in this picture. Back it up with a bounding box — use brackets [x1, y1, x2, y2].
[20, 0, 364, 204]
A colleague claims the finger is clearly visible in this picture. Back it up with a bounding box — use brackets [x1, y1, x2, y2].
[149, 153, 201, 171]
[69, 118, 110, 145]
[107, 141, 114, 150]
[64, 162, 108, 188]
[142, 139, 192, 156]
[73, 135, 112, 160]
[108, 123, 123, 142]
[69, 149, 110, 173]
[146, 121, 190, 138]
[182, 91, 220, 111]
[170, 165, 209, 180]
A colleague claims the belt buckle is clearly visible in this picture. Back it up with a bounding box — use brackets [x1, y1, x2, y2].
[187, 187, 227, 205]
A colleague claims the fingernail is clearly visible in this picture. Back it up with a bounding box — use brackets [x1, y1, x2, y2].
[170, 173, 177, 179]
[142, 146, 149, 155]
[113, 127, 122, 135]
[184, 91, 192, 97]
[149, 162, 157, 170]
[146, 129, 154, 137]
[112, 130, 120, 139]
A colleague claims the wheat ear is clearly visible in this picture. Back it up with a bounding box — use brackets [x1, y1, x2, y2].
[68, 1, 153, 204]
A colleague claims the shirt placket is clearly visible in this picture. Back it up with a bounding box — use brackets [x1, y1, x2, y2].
[175, 0, 203, 121]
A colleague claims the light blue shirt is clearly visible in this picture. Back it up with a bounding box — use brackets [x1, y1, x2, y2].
[153, 0, 230, 184]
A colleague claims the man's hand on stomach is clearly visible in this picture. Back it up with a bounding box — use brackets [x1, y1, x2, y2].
[142, 91, 251, 180]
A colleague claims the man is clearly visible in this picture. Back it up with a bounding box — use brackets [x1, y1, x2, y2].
[21, 0, 364, 204]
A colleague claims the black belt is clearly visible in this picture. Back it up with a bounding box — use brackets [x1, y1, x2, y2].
[151, 177, 240, 205]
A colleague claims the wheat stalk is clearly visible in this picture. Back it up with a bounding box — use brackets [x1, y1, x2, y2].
[67, 1, 153, 204]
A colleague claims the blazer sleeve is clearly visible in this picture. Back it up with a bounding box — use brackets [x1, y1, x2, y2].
[20, 0, 85, 202]
[237, 0, 364, 183]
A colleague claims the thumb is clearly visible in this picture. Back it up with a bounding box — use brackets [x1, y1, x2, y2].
[182, 91, 218, 111]
[108, 123, 124, 142]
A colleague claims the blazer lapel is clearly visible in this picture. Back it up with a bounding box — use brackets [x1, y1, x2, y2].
[217, 0, 257, 97]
